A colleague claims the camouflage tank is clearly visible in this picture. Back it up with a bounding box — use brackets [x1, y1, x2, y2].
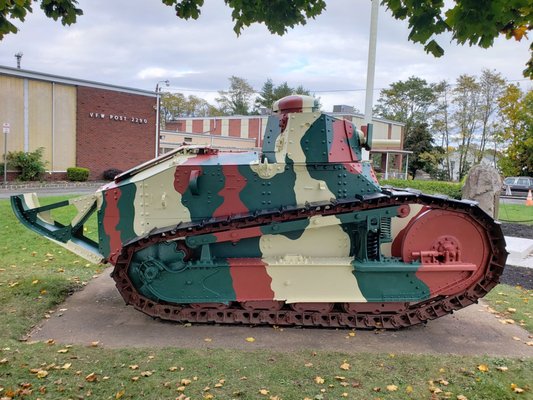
[11, 95, 507, 329]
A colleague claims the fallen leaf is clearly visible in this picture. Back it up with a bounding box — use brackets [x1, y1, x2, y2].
[477, 364, 489, 372]
[512, 336, 521, 341]
[245, 337, 256, 343]
[348, 332, 356, 337]
[406, 385, 414, 394]
[314, 376, 325, 384]
[204, 338, 212, 342]
[0, 358, 7, 364]
[140, 371, 153, 377]
[131, 376, 139, 382]
[115, 389, 125, 399]
[496, 366, 508, 372]
[526, 341, 533, 346]
[32, 280, 39, 285]
[386, 384, 398, 391]
[340, 361, 350, 370]
[57, 349, 68, 354]
[334, 376, 346, 381]
[36, 370, 48, 379]
[90, 341, 99, 347]
[259, 388, 269, 395]
[61, 363, 71, 370]
[181, 378, 192, 386]
[457, 395, 468, 400]
[168, 366, 178, 371]
[85, 372, 97, 382]
[129, 365, 139, 370]
[304, 362, 313, 367]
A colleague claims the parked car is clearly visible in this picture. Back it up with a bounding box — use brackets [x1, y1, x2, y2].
[502, 176, 533, 196]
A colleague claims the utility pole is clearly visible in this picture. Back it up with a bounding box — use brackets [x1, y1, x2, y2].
[155, 80, 170, 158]
[15, 52, 23, 69]
[363, 0, 379, 161]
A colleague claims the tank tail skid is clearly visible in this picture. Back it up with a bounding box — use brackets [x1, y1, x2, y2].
[11, 193, 103, 264]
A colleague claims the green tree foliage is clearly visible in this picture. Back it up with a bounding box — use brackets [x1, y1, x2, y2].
[496, 85, 533, 176]
[2, 1, 531, 78]
[161, 92, 221, 120]
[255, 78, 311, 111]
[216, 76, 255, 115]
[374, 77, 440, 178]
[381, 0, 533, 79]
[403, 122, 442, 178]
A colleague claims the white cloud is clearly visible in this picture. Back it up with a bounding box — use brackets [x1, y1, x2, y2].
[0, 0, 530, 114]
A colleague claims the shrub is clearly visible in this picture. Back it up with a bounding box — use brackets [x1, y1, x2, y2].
[380, 178, 462, 199]
[67, 167, 90, 182]
[103, 168, 123, 180]
[7, 147, 46, 181]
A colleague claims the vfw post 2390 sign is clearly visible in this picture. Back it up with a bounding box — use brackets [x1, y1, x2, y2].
[89, 112, 148, 124]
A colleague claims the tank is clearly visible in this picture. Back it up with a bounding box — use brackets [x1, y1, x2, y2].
[11, 95, 507, 329]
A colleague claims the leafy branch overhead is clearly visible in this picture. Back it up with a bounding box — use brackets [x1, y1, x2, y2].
[0, 0, 531, 78]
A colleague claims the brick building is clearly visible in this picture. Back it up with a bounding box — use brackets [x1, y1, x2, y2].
[0, 65, 156, 180]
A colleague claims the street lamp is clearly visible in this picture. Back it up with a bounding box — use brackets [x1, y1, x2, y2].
[155, 80, 170, 158]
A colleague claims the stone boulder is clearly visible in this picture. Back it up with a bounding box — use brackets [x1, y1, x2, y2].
[462, 164, 502, 218]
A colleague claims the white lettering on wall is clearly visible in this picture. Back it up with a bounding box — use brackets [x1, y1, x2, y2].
[88, 112, 148, 124]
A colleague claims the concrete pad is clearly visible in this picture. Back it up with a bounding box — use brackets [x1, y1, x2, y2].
[28, 268, 533, 357]
[505, 236, 533, 269]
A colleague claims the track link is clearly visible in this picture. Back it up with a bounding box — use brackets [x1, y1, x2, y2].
[111, 189, 507, 329]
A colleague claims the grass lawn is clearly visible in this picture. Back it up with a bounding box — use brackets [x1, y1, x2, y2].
[498, 202, 533, 225]
[0, 196, 532, 400]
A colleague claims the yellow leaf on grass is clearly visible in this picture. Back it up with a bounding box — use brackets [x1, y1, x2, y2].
[340, 361, 350, 370]
[496, 366, 508, 371]
[115, 390, 125, 399]
[245, 337, 256, 343]
[334, 376, 346, 381]
[140, 371, 153, 377]
[61, 363, 71, 370]
[0, 358, 7, 364]
[181, 378, 192, 386]
[477, 364, 489, 372]
[406, 385, 414, 394]
[36, 370, 48, 379]
[32, 280, 39, 285]
[168, 366, 178, 371]
[259, 388, 269, 395]
[129, 365, 139, 370]
[90, 341, 99, 347]
[386, 384, 398, 391]
[304, 362, 313, 367]
[85, 372, 97, 382]
[57, 349, 68, 354]
[204, 394, 214, 400]
[204, 338, 212, 342]
[131, 376, 139, 382]
[314, 376, 325, 384]
[457, 395, 468, 400]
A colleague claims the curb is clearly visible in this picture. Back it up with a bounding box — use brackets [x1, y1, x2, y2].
[0, 181, 107, 191]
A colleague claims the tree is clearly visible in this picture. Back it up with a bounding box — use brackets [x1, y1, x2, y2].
[432, 80, 453, 179]
[216, 76, 255, 115]
[374, 76, 438, 141]
[381, 0, 533, 79]
[496, 85, 533, 176]
[452, 74, 481, 180]
[374, 77, 441, 178]
[255, 78, 311, 111]
[476, 69, 506, 163]
[160, 92, 222, 121]
[2, 1, 531, 78]
[403, 122, 440, 178]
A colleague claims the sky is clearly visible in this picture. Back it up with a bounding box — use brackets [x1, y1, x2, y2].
[0, 0, 531, 112]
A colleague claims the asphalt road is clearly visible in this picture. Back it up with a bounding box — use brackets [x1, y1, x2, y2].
[27, 268, 533, 357]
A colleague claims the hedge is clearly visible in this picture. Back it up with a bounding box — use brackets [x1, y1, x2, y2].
[67, 167, 90, 182]
[380, 178, 462, 200]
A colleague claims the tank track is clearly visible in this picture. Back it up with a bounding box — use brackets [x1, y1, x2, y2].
[111, 189, 507, 329]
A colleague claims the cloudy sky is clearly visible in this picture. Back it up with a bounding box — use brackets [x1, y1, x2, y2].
[1, 0, 531, 111]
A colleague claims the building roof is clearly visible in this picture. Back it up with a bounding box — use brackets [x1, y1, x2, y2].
[0, 65, 156, 97]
